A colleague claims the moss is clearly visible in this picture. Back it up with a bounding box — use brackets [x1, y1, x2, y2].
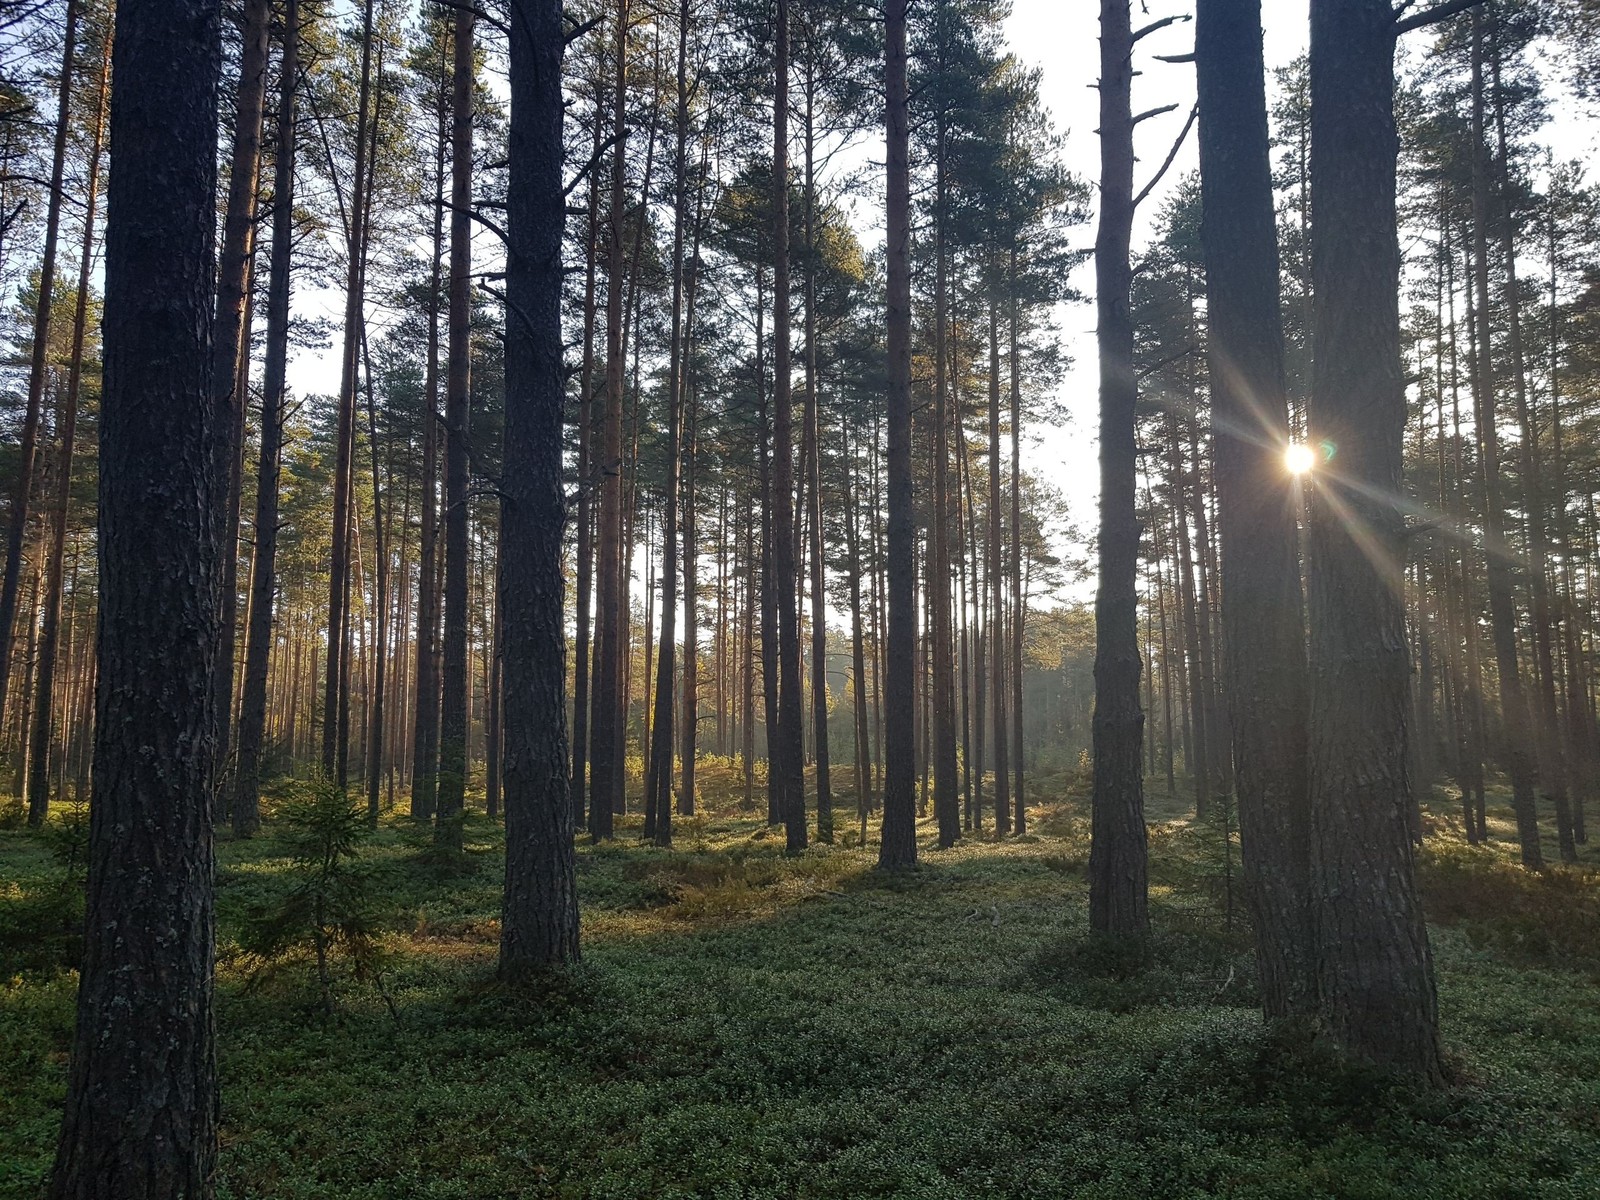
[2, 784, 1598, 1198]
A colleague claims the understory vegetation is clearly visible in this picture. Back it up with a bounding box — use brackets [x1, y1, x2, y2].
[4, 766, 1599, 1199]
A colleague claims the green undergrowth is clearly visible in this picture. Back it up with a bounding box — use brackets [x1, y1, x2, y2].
[2, 778, 1599, 1198]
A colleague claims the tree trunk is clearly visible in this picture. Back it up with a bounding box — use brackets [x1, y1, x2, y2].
[26, 34, 107, 826]
[878, 0, 917, 870]
[48, 1, 222, 1193]
[322, 0, 375, 787]
[589, 0, 628, 840]
[1305, 0, 1443, 1081]
[0, 0, 78, 745]
[1467, 10, 1541, 868]
[411, 23, 448, 821]
[1088, 0, 1148, 937]
[772, 0, 806, 854]
[436, 2, 475, 850]
[498, 0, 580, 975]
[234, 0, 298, 839]
[1194, 0, 1315, 1018]
[211, 0, 272, 801]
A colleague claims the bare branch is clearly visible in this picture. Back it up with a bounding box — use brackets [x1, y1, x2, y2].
[1133, 103, 1198, 211]
[1132, 14, 1191, 43]
[1394, 0, 1486, 36]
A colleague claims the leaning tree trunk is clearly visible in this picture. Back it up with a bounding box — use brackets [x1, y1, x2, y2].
[878, 0, 917, 870]
[234, 0, 299, 840]
[436, 1, 475, 851]
[1088, 0, 1148, 937]
[1305, 0, 1443, 1082]
[48, 1, 222, 1194]
[1194, 0, 1315, 1019]
[498, 0, 580, 976]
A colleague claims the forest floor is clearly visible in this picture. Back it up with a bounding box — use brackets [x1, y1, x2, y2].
[4, 765, 1600, 1199]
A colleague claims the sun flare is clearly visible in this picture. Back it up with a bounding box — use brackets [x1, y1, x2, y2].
[1285, 443, 1317, 476]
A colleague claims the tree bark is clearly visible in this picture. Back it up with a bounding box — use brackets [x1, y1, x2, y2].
[436, 1, 475, 850]
[235, 0, 299, 839]
[1195, 0, 1315, 1019]
[878, 0, 917, 870]
[588, 0, 628, 840]
[322, 0, 375, 787]
[1305, 0, 1443, 1081]
[211, 0, 272, 798]
[498, 0, 580, 976]
[0, 0, 78, 747]
[772, 0, 806, 854]
[27, 33, 107, 826]
[48, 1, 222, 1193]
[1088, 0, 1148, 937]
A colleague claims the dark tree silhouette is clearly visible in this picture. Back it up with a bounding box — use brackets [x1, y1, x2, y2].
[48, 1, 223, 1194]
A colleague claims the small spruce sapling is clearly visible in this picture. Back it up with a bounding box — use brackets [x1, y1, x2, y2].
[241, 780, 392, 1017]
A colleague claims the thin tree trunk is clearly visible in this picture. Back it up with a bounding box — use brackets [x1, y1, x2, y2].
[436, 1, 475, 849]
[235, 0, 298, 839]
[0, 0, 78, 742]
[1088, 0, 1148, 936]
[26, 34, 106, 826]
[878, 0, 917, 869]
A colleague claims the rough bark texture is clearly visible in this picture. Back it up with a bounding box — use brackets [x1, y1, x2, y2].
[48, 1, 222, 1194]
[1088, 0, 1148, 937]
[436, 2, 475, 850]
[878, 0, 917, 870]
[234, 0, 299, 839]
[498, 0, 580, 976]
[1306, 0, 1443, 1082]
[1194, 0, 1316, 1019]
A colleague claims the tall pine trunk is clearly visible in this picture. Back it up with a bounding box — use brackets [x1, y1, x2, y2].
[498, 0, 580, 976]
[48, 2, 222, 1192]
[436, 3, 475, 850]
[235, 0, 299, 839]
[1194, 0, 1315, 1019]
[1305, 0, 1442, 1082]
[27, 34, 107, 826]
[0, 0, 78, 749]
[1088, 0, 1148, 937]
[878, 0, 917, 870]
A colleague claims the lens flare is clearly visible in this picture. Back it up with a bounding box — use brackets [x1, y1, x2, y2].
[1285, 443, 1317, 476]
